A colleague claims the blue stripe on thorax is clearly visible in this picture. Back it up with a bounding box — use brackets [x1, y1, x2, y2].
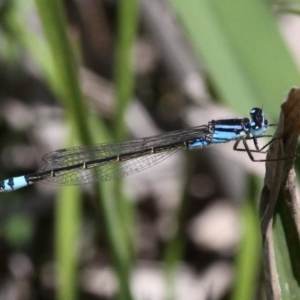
[187, 118, 249, 148]
[212, 123, 246, 143]
[211, 129, 246, 143]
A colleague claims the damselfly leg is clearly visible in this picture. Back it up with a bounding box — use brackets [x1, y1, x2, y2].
[233, 136, 297, 162]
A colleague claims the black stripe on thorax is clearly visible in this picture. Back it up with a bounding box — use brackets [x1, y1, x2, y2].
[210, 118, 249, 133]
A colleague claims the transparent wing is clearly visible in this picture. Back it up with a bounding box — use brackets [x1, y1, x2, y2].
[39, 150, 178, 185]
[38, 125, 208, 186]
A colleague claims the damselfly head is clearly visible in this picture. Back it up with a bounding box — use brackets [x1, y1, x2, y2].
[249, 107, 269, 136]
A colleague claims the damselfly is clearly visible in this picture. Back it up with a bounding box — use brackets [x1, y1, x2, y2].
[0, 108, 275, 192]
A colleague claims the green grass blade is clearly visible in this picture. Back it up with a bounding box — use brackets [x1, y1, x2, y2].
[112, 1, 139, 280]
[55, 185, 81, 300]
[90, 114, 134, 300]
[209, 0, 300, 118]
[273, 192, 300, 299]
[34, 0, 91, 144]
[169, 0, 300, 119]
[232, 176, 261, 300]
[114, 0, 139, 140]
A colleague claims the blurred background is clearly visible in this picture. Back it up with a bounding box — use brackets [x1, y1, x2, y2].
[0, 0, 300, 299]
